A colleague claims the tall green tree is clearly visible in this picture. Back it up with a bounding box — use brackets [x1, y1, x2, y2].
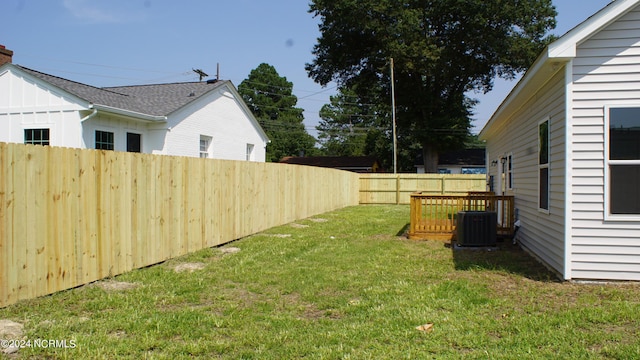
[317, 87, 373, 156]
[317, 86, 417, 171]
[238, 63, 317, 162]
[307, 0, 556, 172]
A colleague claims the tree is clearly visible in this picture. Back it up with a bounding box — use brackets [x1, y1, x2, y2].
[238, 63, 317, 162]
[316, 86, 418, 171]
[306, 0, 556, 172]
[317, 87, 373, 156]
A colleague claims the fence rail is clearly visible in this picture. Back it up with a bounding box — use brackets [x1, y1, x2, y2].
[408, 192, 515, 241]
[359, 174, 486, 204]
[0, 143, 359, 308]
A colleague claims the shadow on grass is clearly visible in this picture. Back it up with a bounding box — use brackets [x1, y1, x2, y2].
[448, 239, 559, 282]
[396, 223, 410, 237]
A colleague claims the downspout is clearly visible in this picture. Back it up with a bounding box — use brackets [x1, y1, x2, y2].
[80, 107, 98, 122]
[563, 60, 574, 281]
[80, 107, 98, 147]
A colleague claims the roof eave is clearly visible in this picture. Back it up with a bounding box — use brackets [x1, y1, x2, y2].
[93, 104, 167, 123]
[2, 63, 93, 109]
[478, 50, 564, 140]
[223, 82, 271, 143]
[479, 0, 640, 140]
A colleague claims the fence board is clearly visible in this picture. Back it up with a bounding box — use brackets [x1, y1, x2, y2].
[359, 174, 486, 204]
[0, 143, 360, 308]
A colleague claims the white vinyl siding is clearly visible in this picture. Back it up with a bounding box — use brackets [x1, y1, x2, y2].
[485, 69, 567, 276]
[570, 6, 640, 281]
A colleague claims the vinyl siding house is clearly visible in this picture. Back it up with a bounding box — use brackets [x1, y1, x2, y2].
[0, 59, 269, 161]
[479, 0, 640, 281]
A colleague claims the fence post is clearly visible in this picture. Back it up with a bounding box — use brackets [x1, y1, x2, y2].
[396, 175, 400, 205]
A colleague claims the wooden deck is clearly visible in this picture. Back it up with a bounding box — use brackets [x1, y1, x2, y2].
[408, 192, 515, 241]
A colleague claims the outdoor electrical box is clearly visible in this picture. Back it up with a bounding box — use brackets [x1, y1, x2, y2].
[456, 211, 497, 247]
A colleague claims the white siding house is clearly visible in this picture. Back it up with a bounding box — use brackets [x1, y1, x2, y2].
[0, 61, 269, 161]
[480, 0, 640, 281]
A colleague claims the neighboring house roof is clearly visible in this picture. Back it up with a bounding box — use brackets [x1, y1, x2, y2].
[16, 65, 227, 117]
[415, 148, 486, 167]
[3, 63, 269, 142]
[280, 156, 382, 172]
[479, 0, 640, 139]
[438, 148, 485, 166]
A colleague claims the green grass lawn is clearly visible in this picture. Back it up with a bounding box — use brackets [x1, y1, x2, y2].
[2, 205, 640, 359]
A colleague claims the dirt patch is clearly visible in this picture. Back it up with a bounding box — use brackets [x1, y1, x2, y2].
[267, 234, 292, 238]
[219, 247, 241, 254]
[309, 218, 328, 223]
[290, 223, 309, 229]
[0, 319, 23, 339]
[0, 319, 24, 355]
[109, 330, 127, 339]
[174, 262, 206, 273]
[95, 280, 140, 292]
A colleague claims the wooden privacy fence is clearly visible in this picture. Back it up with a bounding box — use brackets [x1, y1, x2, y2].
[408, 192, 515, 241]
[359, 174, 486, 204]
[0, 143, 360, 308]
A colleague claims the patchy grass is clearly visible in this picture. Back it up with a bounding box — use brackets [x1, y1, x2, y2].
[1, 205, 640, 359]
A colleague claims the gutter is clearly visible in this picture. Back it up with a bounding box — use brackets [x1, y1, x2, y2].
[80, 107, 98, 122]
[93, 104, 167, 123]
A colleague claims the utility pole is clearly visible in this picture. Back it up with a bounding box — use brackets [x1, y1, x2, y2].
[390, 58, 397, 174]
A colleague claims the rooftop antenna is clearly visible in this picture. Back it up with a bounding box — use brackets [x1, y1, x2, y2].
[192, 68, 208, 82]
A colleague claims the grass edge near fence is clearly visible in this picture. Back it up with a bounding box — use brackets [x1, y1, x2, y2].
[0, 205, 639, 359]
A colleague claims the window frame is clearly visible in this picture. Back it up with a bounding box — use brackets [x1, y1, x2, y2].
[200, 135, 212, 159]
[506, 153, 514, 190]
[95, 130, 115, 150]
[604, 105, 640, 220]
[24, 128, 50, 146]
[126, 132, 142, 153]
[246, 143, 254, 161]
[538, 118, 550, 213]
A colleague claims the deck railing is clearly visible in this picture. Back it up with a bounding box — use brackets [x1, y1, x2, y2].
[408, 192, 515, 241]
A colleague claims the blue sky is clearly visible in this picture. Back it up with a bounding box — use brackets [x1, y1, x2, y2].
[2, 0, 613, 137]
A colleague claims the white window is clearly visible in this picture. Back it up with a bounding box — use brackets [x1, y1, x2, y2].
[539, 119, 549, 211]
[200, 135, 212, 158]
[246, 143, 254, 161]
[605, 106, 640, 219]
[126, 132, 142, 153]
[95, 130, 114, 150]
[24, 128, 50, 146]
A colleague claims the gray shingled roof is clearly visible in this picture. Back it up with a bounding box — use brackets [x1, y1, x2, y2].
[17, 65, 227, 117]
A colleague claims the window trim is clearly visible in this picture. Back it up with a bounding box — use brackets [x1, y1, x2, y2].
[506, 153, 514, 190]
[24, 127, 50, 146]
[604, 104, 640, 221]
[126, 132, 142, 153]
[200, 135, 212, 159]
[246, 143, 254, 161]
[95, 130, 115, 150]
[538, 118, 550, 213]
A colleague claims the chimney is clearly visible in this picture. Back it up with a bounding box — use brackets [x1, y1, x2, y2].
[0, 45, 13, 66]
